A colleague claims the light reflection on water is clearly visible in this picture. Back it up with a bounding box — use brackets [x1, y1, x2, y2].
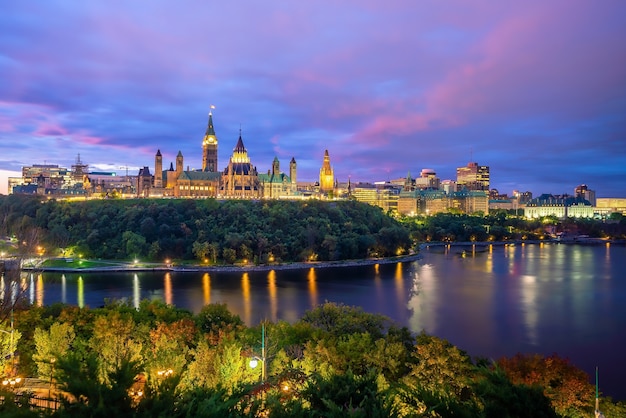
[2, 243, 625, 400]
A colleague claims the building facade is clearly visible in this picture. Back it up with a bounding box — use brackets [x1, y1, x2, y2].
[258, 157, 297, 198]
[319, 150, 335, 194]
[524, 194, 594, 219]
[202, 111, 218, 172]
[221, 134, 261, 198]
[456, 162, 489, 191]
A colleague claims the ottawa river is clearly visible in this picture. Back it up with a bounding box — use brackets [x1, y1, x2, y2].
[10, 242, 626, 401]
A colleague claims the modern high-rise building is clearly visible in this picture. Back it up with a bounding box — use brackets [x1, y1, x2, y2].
[574, 184, 596, 206]
[202, 110, 218, 172]
[414, 168, 440, 190]
[456, 162, 489, 191]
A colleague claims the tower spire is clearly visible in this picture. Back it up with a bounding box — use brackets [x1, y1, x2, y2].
[202, 106, 218, 172]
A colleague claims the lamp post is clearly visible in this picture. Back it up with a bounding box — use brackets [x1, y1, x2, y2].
[249, 323, 266, 382]
[48, 358, 56, 398]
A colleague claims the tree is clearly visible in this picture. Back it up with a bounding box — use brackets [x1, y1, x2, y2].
[193, 240, 210, 261]
[195, 303, 243, 339]
[90, 312, 144, 384]
[300, 302, 389, 339]
[498, 353, 594, 417]
[222, 248, 236, 264]
[404, 333, 473, 399]
[0, 324, 21, 377]
[54, 352, 140, 418]
[32, 321, 75, 379]
[122, 231, 147, 259]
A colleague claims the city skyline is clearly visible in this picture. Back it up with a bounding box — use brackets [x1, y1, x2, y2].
[1, 1, 625, 197]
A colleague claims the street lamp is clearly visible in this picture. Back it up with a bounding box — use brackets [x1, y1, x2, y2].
[1, 376, 22, 389]
[49, 358, 56, 398]
[248, 323, 266, 382]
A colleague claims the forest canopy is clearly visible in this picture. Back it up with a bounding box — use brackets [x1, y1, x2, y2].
[0, 195, 411, 263]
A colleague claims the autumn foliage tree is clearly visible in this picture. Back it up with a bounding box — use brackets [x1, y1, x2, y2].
[497, 353, 594, 417]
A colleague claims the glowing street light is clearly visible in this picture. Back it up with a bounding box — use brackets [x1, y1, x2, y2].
[157, 369, 173, 378]
[2, 376, 22, 388]
[249, 323, 266, 383]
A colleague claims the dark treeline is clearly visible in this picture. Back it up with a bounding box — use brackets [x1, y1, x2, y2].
[400, 211, 626, 243]
[2, 301, 624, 417]
[0, 195, 411, 263]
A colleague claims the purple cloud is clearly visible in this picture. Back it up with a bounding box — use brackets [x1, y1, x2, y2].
[0, 0, 624, 196]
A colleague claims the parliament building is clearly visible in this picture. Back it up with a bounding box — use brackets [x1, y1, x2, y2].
[141, 111, 299, 199]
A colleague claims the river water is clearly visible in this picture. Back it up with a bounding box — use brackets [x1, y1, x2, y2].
[9, 242, 626, 400]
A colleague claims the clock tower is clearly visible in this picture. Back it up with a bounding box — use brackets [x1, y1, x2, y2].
[202, 109, 218, 172]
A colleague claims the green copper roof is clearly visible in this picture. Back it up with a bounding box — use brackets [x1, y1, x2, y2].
[205, 113, 216, 136]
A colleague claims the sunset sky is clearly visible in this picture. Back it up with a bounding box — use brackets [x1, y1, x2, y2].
[1, 1, 625, 196]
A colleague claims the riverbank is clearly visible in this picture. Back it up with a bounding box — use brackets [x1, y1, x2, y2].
[420, 238, 626, 248]
[21, 252, 423, 274]
[15, 238, 626, 274]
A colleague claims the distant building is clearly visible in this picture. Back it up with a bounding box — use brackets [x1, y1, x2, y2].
[596, 198, 626, 215]
[221, 133, 261, 198]
[71, 154, 89, 184]
[202, 111, 218, 172]
[398, 189, 448, 216]
[524, 194, 593, 219]
[84, 171, 133, 196]
[575, 184, 596, 206]
[319, 150, 335, 194]
[351, 182, 400, 212]
[259, 157, 297, 198]
[450, 190, 489, 214]
[137, 166, 152, 197]
[512, 190, 533, 204]
[414, 168, 440, 190]
[397, 189, 488, 216]
[440, 180, 457, 194]
[456, 162, 489, 191]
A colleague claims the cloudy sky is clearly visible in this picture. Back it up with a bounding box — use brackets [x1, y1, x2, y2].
[1, 1, 625, 196]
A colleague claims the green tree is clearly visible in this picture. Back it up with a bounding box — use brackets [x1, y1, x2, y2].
[300, 302, 389, 339]
[193, 240, 210, 261]
[222, 248, 237, 264]
[90, 312, 144, 384]
[122, 231, 147, 259]
[404, 334, 473, 399]
[32, 321, 75, 379]
[0, 325, 21, 376]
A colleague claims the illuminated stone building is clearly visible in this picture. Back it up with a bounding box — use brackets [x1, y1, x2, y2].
[154, 111, 222, 198]
[137, 166, 152, 197]
[221, 133, 261, 198]
[202, 111, 218, 172]
[456, 162, 489, 191]
[319, 150, 335, 194]
[524, 194, 593, 219]
[175, 170, 220, 197]
[450, 190, 489, 214]
[259, 157, 297, 198]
